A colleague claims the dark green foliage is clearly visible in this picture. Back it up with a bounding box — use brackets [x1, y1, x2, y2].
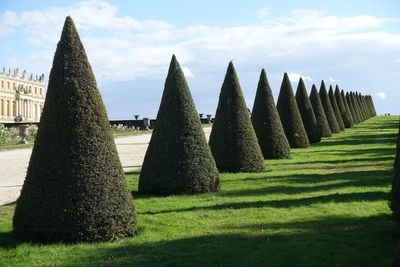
[341, 90, 354, 125]
[349, 92, 362, 123]
[394, 119, 400, 169]
[362, 95, 372, 118]
[309, 84, 332, 137]
[328, 85, 345, 130]
[335, 86, 353, 128]
[276, 73, 310, 148]
[368, 95, 377, 116]
[139, 55, 220, 195]
[356, 93, 367, 120]
[295, 78, 321, 143]
[391, 120, 400, 221]
[209, 62, 264, 172]
[13, 17, 136, 243]
[251, 69, 290, 159]
[319, 81, 340, 133]
[346, 92, 358, 124]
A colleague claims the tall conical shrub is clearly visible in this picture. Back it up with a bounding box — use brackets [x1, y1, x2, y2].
[361, 95, 371, 118]
[349, 92, 362, 123]
[345, 92, 358, 124]
[251, 69, 290, 159]
[356, 93, 366, 120]
[13, 17, 136, 243]
[319, 81, 340, 133]
[276, 73, 310, 148]
[335, 85, 353, 128]
[209, 62, 264, 172]
[394, 119, 400, 169]
[368, 95, 377, 116]
[139, 55, 220, 195]
[359, 93, 368, 120]
[328, 85, 345, 130]
[341, 90, 354, 125]
[295, 78, 321, 143]
[309, 84, 332, 137]
[390, 120, 400, 220]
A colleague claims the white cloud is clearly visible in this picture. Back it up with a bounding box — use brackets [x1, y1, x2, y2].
[0, 0, 399, 117]
[181, 66, 194, 78]
[328, 77, 339, 83]
[1, 1, 399, 82]
[257, 7, 270, 20]
[375, 91, 387, 100]
[288, 73, 313, 82]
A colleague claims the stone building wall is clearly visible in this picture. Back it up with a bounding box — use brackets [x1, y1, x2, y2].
[0, 68, 45, 123]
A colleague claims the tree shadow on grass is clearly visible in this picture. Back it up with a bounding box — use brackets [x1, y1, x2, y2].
[60, 214, 396, 267]
[240, 169, 392, 183]
[139, 191, 389, 215]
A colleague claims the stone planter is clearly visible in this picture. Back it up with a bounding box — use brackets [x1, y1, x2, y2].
[143, 118, 150, 130]
[206, 114, 212, 124]
[18, 124, 30, 144]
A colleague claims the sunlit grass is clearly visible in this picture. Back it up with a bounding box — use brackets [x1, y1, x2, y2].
[0, 116, 397, 267]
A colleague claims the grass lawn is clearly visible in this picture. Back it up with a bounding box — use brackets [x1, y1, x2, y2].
[0, 116, 398, 266]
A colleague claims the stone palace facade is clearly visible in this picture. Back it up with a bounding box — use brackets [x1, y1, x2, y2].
[0, 68, 45, 123]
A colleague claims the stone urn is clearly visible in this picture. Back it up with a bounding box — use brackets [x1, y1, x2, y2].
[206, 114, 212, 124]
[18, 124, 30, 144]
[134, 115, 139, 120]
[143, 118, 150, 130]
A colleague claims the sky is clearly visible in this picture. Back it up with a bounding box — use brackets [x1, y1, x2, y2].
[0, 0, 399, 119]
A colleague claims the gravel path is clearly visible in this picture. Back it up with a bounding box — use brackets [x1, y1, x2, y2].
[0, 127, 212, 206]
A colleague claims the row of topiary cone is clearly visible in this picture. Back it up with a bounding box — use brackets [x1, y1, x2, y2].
[13, 17, 377, 244]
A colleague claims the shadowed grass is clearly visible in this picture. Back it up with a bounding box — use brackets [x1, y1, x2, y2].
[0, 116, 398, 266]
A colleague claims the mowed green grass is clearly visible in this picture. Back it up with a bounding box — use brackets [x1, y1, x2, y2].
[0, 116, 398, 267]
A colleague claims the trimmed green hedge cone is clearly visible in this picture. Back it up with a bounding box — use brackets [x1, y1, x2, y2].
[251, 69, 290, 159]
[368, 95, 377, 116]
[309, 84, 332, 137]
[345, 92, 358, 124]
[295, 78, 321, 143]
[362, 95, 372, 118]
[13, 17, 136, 243]
[394, 119, 400, 169]
[209, 62, 264, 172]
[139, 55, 220, 195]
[319, 81, 340, 133]
[341, 90, 354, 126]
[349, 92, 362, 123]
[276, 73, 310, 148]
[328, 85, 345, 130]
[391, 120, 400, 221]
[356, 93, 367, 120]
[335, 86, 353, 128]
[359, 93, 368, 120]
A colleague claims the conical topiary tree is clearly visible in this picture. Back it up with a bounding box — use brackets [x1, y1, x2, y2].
[335, 85, 353, 128]
[319, 81, 340, 133]
[345, 92, 358, 124]
[329, 85, 345, 130]
[390, 120, 400, 221]
[13, 17, 136, 243]
[356, 93, 367, 120]
[309, 84, 332, 137]
[251, 69, 290, 159]
[209, 62, 264, 172]
[276, 73, 310, 148]
[349, 92, 361, 123]
[365, 95, 374, 117]
[368, 95, 377, 116]
[341, 90, 354, 125]
[361, 95, 371, 119]
[295, 78, 321, 143]
[394, 119, 400, 169]
[354, 92, 365, 121]
[139, 55, 220, 195]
